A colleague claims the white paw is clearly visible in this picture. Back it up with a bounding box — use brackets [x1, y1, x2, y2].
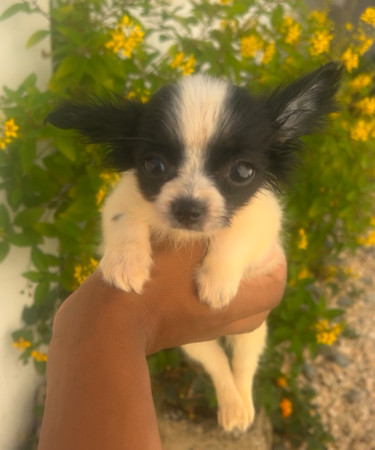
[195, 266, 240, 310]
[217, 390, 251, 433]
[99, 246, 152, 293]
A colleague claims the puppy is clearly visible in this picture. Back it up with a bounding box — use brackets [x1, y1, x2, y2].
[47, 62, 341, 432]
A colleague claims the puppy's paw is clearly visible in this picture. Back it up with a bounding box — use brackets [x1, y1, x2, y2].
[99, 246, 152, 293]
[218, 390, 251, 433]
[195, 267, 240, 310]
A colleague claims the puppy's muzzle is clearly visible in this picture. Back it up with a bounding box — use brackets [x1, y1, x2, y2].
[171, 197, 207, 229]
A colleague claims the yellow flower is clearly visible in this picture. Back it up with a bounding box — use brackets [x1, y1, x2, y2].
[219, 0, 232, 4]
[170, 52, 196, 76]
[276, 376, 288, 388]
[283, 17, 302, 45]
[97, 171, 120, 206]
[298, 228, 308, 250]
[181, 54, 196, 76]
[363, 230, 375, 246]
[261, 41, 275, 64]
[298, 267, 311, 280]
[105, 15, 144, 58]
[5, 118, 19, 138]
[309, 30, 333, 56]
[310, 10, 328, 25]
[350, 119, 373, 141]
[13, 337, 32, 350]
[315, 320, 343, 345]
[370, 217, 375, 227]
[31, 350, 48, 362]
[74, 258, 99, 285]
[349, 73, 372, 91]
[360, 7, 375, 27]
[0, 117, 19, 149]
[355, 97, 375, 115]
[241, 35, 263, 58]
[341, 47, 359, 72]
[100, 171, 120, 186]
[345, 22, 353, 31]
[280, 398, 293, 418]
[170, 51, 185, 69]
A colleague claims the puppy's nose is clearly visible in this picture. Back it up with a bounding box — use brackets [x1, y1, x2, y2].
[171, 197, 207, 227]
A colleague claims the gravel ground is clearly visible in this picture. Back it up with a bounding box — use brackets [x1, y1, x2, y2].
[157, 245, 375, 449]
[307, 246, 375, 449]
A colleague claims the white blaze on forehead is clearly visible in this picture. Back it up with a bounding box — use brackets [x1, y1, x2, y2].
[176, 75, 229, 152]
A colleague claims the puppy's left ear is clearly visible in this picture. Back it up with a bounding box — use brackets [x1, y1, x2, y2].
[267, 62, 342, 142]
[46, 97, 145, 147]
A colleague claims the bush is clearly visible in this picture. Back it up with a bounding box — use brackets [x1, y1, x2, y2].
[1, 0, 375, 447]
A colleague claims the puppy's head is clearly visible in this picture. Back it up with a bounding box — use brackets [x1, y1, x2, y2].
[47, 62, 341, 233]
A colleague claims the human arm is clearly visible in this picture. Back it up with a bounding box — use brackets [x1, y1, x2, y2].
[37, 243, 287, 450]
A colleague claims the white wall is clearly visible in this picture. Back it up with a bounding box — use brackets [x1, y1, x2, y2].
[0, 1, 51, 449]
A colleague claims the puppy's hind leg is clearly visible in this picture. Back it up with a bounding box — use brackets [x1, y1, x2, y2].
[229, 322, 267, 428]
[182, 340, 249, 432]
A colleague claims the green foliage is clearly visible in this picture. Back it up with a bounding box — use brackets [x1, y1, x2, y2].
[1, 0, 375, 447]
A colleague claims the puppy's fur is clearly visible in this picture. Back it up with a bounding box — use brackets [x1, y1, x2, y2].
[47, 63, 341, 432]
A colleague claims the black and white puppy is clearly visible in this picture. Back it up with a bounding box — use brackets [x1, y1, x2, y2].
[47, 62, 341, 432]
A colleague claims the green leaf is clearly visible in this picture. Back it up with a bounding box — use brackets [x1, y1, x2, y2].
[31, 247, 60, 271]
[9, 230, 43, 246]
[23, 271, 45, 282]
[22, 305, 39, 325]
[32, 223, 57, 237]
[34, 280, 50, 305]
[0, 241, 10, 263]
[0, 2, 31, 22]
[0, 204, 11, 229]
[26, 29, 50, 49]
[11, 328, 33, 343]
[14, 207, 44, 227]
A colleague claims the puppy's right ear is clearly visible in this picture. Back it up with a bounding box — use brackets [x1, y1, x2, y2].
[46, 97, 144, 148]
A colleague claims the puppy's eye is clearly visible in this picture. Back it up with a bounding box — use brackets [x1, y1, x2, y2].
[142, 155, 166, 178]
[228, 161, 255, 184]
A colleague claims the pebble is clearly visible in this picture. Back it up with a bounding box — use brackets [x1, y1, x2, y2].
[337, 296, 354, 308]
[323, 348, 352, 367]
[302, 362, 316, 381]
[344, 389, 362, 404]
[364, 293, 375, 303]
[360, 275, 373, 285]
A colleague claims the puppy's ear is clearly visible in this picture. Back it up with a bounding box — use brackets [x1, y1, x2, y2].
[46, 97, 144, 144]
[46, 97, 145, 170]
[267, 62, 342, 142]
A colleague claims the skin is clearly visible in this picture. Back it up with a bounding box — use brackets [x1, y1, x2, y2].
[38, 242, 287, 450]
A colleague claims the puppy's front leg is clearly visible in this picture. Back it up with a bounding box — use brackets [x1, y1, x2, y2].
[99, 177, 153, 293]
[196, 191, 282, 309]
[195, 232, 245, 310]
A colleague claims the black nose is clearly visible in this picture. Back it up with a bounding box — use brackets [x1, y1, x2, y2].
[171, 197, 207, 227]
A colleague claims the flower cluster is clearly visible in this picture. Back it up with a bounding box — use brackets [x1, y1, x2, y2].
[349, 119, 375, 142]
[169, 51, 196, 76]
[308, 11, 334, 56]
[13, 337, 47, 362]
[126, 88, 151, 103]
[0, 118, 19, 150]
[315, 319, 343, 346]
[282, 16, 302, 45]
[105, 15, 144, 58]
[349, 73, 372, 91]
[12, 337, 31, 350]
[279, 398, 293, 418]
[360, 7, 375, 27]
[240, 34, 275, 65]
[96, 171, 120, 207]
[298, 228, 308, 250]
[74, 257, 99, 285]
